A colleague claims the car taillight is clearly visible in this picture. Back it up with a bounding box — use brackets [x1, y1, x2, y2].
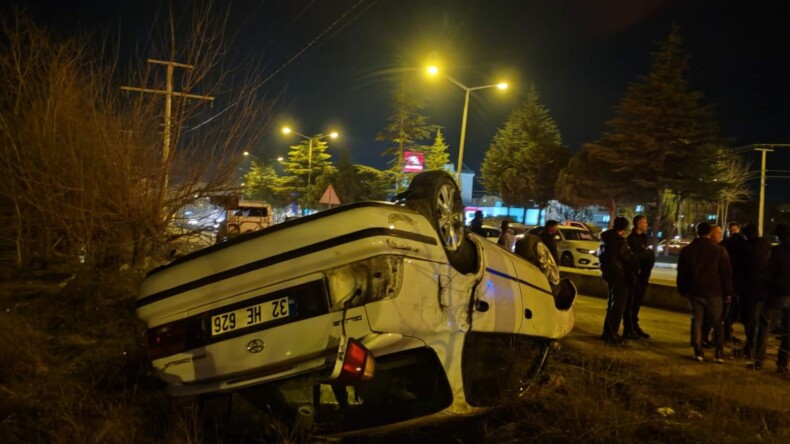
[146, 319, 188, 360]
[341, 339, 375, 381]
[325, 337, 375, 384]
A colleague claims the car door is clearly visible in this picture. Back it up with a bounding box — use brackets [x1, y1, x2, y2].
[470, 243, 523, 333]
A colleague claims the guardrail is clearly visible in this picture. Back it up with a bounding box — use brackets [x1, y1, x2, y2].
[560, 266, 689, 313]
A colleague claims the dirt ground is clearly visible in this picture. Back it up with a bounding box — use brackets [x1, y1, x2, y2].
[569, 294, 790, 411]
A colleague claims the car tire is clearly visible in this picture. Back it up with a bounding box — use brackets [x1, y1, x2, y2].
[560, 252, 574, 268]
[405, 171, 476, 273]
[537, 242, 561, 286]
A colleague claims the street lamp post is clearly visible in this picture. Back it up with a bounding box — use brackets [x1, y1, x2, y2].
[428, 67, 508, 189]
[281, 127, 338, 187]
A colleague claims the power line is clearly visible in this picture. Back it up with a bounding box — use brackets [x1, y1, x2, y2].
[184, 0, 372, 134]
[122, 59, 214, 191]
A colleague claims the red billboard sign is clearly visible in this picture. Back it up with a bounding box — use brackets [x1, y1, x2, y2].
[403, 151, 424, 173]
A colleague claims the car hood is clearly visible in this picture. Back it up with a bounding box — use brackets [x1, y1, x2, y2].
[562, 239, 599, 250]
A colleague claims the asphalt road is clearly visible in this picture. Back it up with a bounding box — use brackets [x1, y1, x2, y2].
[566, 294, 790, 411]
[559, 265, 678, 286]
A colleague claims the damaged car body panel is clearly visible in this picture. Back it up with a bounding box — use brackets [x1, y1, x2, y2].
[136, 171, 576, 435]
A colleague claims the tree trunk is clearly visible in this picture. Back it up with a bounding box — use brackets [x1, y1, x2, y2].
[13, 197, 23, 269]
[650, 188, 663, 249]
[607, 198, 617, 229]
[522, 206, 527, 225]
[674, 196, 683, 239]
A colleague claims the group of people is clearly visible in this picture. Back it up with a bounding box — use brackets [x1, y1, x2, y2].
[599, 215, 789, 373]
[598, 215, 655, 345]
[469, 210, 789, 373]
[677, 221, 790, 372]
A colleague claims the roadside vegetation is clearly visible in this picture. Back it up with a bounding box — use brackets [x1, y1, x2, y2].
[2, 265, 788, 443]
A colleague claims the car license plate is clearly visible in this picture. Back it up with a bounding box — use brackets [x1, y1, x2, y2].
[211, 297, 291, 336]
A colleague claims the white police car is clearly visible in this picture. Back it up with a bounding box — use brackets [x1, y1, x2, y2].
[136, 171, 576, 436]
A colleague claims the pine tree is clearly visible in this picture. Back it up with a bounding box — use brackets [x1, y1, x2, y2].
[281, 137, 333, 187]
[425, 129, 450, 171]
[243, 160, 290, 208]
[481, 86, 570, 221]
[594, 26, 721, 244]
[280, 136, 334, 210]
[377, 72, 436, 191]
[326, 151, 390, 203]
[555, 143, 635, 226]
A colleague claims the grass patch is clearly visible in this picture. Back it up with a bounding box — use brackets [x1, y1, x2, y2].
[1, 265, 788, 443]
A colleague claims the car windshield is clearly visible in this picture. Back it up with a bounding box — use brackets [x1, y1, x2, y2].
[559, 228, 597, 241]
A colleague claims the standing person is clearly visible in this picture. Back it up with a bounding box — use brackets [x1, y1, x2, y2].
[598, 216, 638, 345]
[740, 223, 772, 358]
[720, 222, 742, 247]
[754, 224, 790, 373]
[497, 220, 515, 251]
[677, 223, 733, 363]
[722, 221, 747, 345]
[625, 215, 655, 339]
[703, 221, 746, 346]
[469, 210, 485, 236]
[539, 220, 561, 264]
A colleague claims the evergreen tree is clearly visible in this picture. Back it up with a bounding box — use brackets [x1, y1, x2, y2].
[242, 160, 291, 208]
[425, 129, 450, 171]
[377, 72, 436, 191]
[481, 86, 570, 221]
[328, 151, 390, 203]
[594, 26, 721, 244]
[555, 143, 634, 226]
[280, 136, 335, 210]
[281, 137, 333, 187]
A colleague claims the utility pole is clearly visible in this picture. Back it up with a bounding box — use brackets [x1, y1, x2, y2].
[755, 145, 774, 237]
[122, 59, 214, 191]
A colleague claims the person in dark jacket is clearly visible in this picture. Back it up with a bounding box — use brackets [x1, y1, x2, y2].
[497, 219, 515, 251]
[754, 223, 790, 373]
[469, 210, 485, 236]
[599, 216, 638, 345]
[677, 223, 733, 363]
[740, 223, 773, 358]
[719, 221, 741, 248]
[539, 220, 561, 263]
[721, 222, 747, 344]
[625, 214, 655, 339]
[702, 223, 741, 346]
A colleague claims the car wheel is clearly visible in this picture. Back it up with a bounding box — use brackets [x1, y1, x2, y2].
[405, 171, 476, 273]
[560, 252, 575, 268]
[537, 242, 561, 286]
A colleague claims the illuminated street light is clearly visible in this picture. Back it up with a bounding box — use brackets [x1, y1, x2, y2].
[428, 66, 509, 189]
[281, 126, 339, 187]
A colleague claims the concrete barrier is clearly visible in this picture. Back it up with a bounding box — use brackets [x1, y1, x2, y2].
[560, 267, 689, 313]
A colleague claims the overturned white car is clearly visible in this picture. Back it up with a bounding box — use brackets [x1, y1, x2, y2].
[137, 171, 576, 435]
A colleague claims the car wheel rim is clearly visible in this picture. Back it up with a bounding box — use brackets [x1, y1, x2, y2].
[537, 243, 561, 285]
[436, 182, 463, 251]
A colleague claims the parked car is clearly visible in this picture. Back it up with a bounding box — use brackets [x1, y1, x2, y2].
[478, 224, 501, 243]
[529, 225, 600, 269]
[136, 171, 576, 437]
[216, 200, 273, 243]
[656, 238, 691, 256]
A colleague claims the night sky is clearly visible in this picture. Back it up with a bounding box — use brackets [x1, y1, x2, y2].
[7, 0, 790, 202]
